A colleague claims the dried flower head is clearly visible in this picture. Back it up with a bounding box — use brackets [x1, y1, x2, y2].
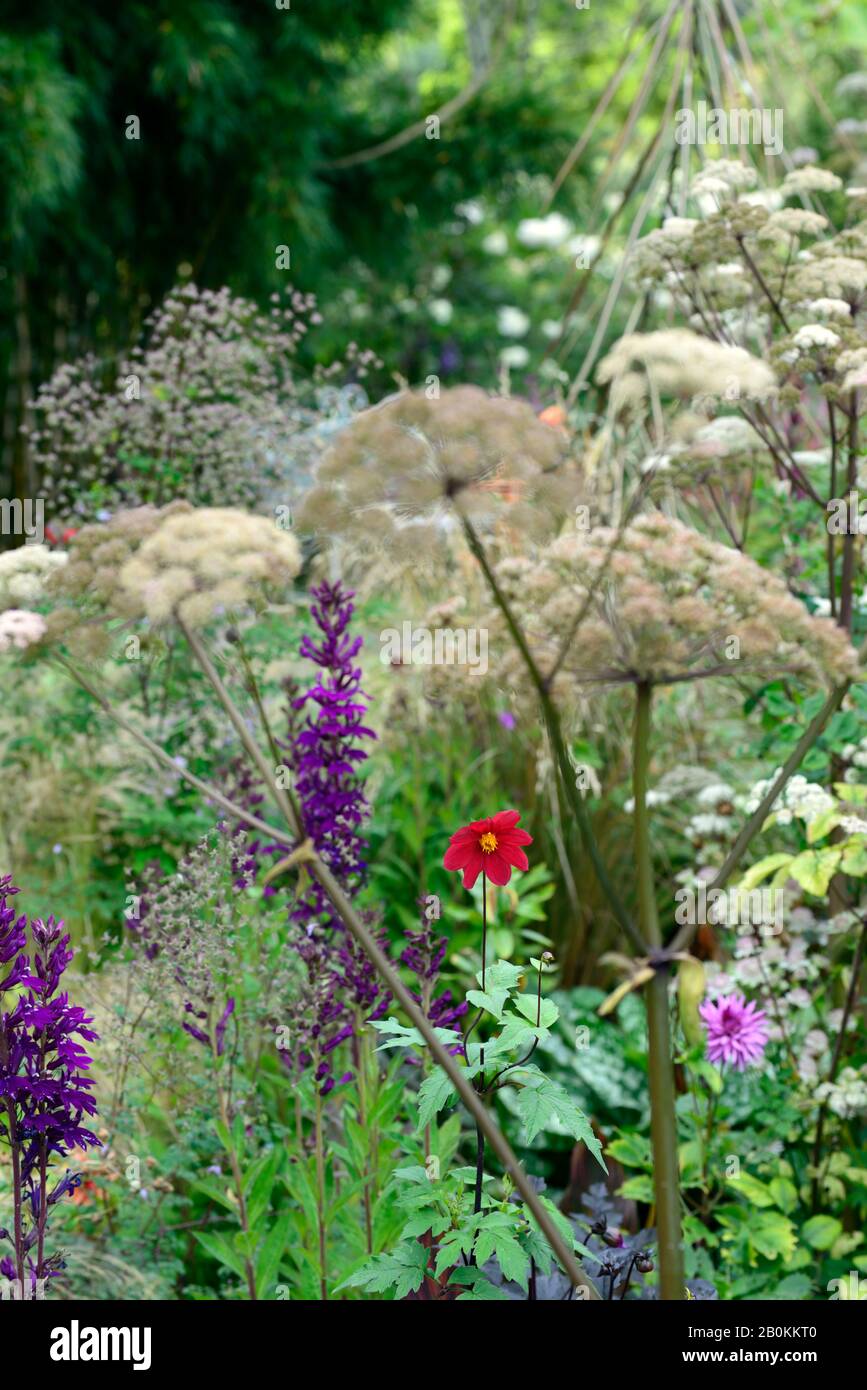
[297, 386, 576, 557]
[51, 502, 300, 630]
[490, 513, 858, 693]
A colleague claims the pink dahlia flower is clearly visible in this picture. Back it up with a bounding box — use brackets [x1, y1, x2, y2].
[699, 992, 768, 1070]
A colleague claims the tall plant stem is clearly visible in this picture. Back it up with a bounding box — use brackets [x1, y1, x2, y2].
[458, 511, 646, 955]
[314, 1086, 329, 1300]
[87, 621, 599, 1298]
[354, 1016, 374, 1256]
[634, 682, 684, 1300]
[473, 888, 488, 1216]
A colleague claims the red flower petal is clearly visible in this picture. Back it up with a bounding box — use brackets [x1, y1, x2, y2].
[443, 841, 477, 870]
[496, 843, 529, 871]
[447, 826, 477, 846]
[462, 857, 484, 889]
[490, 810, 521, 831]
[499, 828, 533, 848]
[483, 854, 513, 886]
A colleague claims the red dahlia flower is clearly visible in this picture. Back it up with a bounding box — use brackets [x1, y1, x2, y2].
[443, 809, 533, 889]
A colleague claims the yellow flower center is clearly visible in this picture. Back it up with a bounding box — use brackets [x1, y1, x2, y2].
[479, 832, 498, 854]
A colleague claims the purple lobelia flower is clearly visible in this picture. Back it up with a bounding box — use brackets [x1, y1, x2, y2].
[699, 991, 769, 1070]
[0, 876, 100, 1297]
[400, 900, 467, 1057]
[291, 580, 376, 915]
[279, 582, 387, 1092]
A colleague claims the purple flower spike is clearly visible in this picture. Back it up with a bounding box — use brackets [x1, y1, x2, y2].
[0, 877, 100, 1296]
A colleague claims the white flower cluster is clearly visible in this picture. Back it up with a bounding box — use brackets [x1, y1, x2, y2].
[744, 772, 835, 826]
[792, 324, 841, 351]
[841, 737, 867, 771]
[597, 329, 776, 410]
[0, 545, 67, 608]
[815, 1066, 867, 1119]
[780, 164, 844, 196]
[0, 608, 47, 652]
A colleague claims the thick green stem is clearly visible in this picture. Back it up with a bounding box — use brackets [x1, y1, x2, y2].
[634, 682, 684, 1300]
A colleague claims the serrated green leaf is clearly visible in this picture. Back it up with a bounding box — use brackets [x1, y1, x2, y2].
[466, 987, 510, 1020]
[416, 1068, 457, 1131]
[512, 1074, 606, 1170]
[336, 1243, 429, 1298]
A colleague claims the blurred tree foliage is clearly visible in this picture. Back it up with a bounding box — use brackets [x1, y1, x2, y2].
[0, 0, 862, 497]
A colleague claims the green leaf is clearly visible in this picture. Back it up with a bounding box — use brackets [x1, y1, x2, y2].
[807, 807, 842, 845]
[435, 1224, 477, 1276]
[477, 960, 525, 992]
[738, 854, 793, 892]
[750, 1211, 797, 1262]
[769, 1274, 813, 1300]
[801, 1215, 843, 1251]
[192, 1178, 240, 1215]
[787, 848, 842, 897]
[453, 1275, 511, 1300]
[194, 1231, 248, 1282]
[336, 1243, 430, 1299]
[769, 1177, 798, 1215]
[466, 987, 511, 1020]
[725, 1171, 775, 1208]
[416, 1068, 457, 1132]
[618, 1174, 655, 1202]
[511, 994, 560, 1029]
[255, 1211, 292, 1299]
[512, 1074, 606, 1170]
[370, 1017, 457, 1051]
[244, 1148, 280, 1230]
[834, 782, 867, 804]
[841, 839, 867, 876]
[474, 1225, 530, 1292]
[690, 1059, 723, 1095]
[607, 1133, 652, 1168]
